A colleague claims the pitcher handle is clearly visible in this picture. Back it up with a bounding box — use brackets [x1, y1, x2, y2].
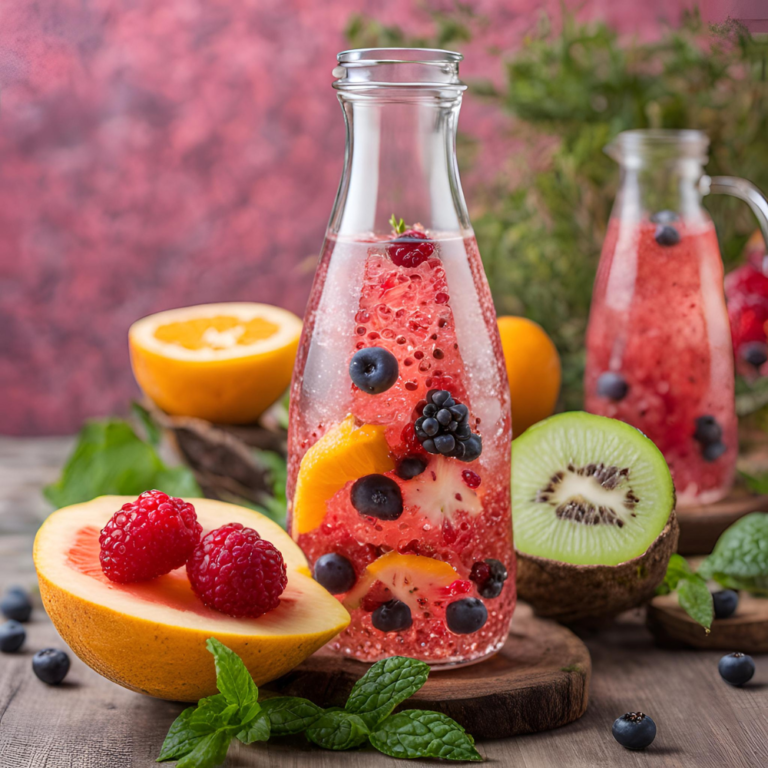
[701, 175, 768, 250]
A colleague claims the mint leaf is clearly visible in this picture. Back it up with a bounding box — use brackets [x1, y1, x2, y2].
[158, 708, 202, 762]
[259, 696, 325, 735]
[237, 711, 271, 744]
[677, 577, 713, 631]
[190, 694, 230, 725]
[176, 730, 232, 768]
[699, 513, 768, 595]
[656, 553, 694, 595]
[206, 638, 258, 714]
[345, 656, 430, 728]
[43, 418, 201, 508]
[370, 710, 482, 762]
[131, 401, 162, 447]
[305, 710, 370, 750]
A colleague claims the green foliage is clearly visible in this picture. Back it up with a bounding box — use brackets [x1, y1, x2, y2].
[347, 7, 768, 408]
[158, 649, 480, 766]
[699, 512, 768, 594]
[44, 418, 201, 508]
[656, 553, 713, 630]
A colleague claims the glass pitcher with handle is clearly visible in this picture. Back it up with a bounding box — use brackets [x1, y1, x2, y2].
[585, 129, 768, 507]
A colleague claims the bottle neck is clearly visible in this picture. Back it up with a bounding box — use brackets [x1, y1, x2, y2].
[329, 93, 471, 237]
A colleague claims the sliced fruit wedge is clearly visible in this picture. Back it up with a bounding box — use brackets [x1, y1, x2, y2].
[34, 496, 349, 702]
[343, 551, 470, 612]
[401, 455, 482, 526]
[292, 415, 394, 536]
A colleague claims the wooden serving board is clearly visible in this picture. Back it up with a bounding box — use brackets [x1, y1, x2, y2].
[647, 591, 768, 653]
[676, 492, 768, 554]
[264, 602, 590, 740]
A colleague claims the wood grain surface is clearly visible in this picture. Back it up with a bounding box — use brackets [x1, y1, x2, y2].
[1, 437, 768, 767]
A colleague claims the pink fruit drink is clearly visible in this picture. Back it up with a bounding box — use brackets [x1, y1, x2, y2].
[585, 215, 736, 505]
[287, 49, 514, 665]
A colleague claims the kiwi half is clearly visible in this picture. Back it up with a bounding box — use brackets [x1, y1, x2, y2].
[512, 411, 677, 622]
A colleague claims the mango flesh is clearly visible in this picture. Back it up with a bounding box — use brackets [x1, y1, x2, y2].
[34, 496, 350, 702]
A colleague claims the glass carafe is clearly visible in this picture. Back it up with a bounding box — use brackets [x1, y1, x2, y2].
[287, 48, 514, 665]
[585, 129, 768, 506]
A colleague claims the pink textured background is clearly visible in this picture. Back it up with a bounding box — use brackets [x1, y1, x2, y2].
[0, 0, 753, 434]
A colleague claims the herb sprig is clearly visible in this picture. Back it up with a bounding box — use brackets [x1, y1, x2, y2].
[656, 554, 713, 631]
[158, 640, 482, 766]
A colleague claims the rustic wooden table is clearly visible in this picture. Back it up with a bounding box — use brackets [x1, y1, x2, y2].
[1, 437, 767, 768]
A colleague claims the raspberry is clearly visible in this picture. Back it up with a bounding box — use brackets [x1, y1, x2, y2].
[387, 230, 435, 268]
[99, 490, 202, 583]
[186, 523, 287, 618]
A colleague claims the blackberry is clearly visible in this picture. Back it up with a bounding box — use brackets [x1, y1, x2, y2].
[414, 390, 482, 463]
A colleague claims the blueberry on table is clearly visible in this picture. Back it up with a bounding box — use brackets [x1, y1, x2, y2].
[650, 210, 680, 224]
[313, 553, 356, 595]
[349, 347, 399, 394]
[654, 224, 681, 246]
[0, 620, 25, 653]
[712, 590, 739, 620]
[718, 652, 755, 686]
[1, 588, 32, 623]
[396, 456, 428, 480]
[372, 600, 413, 632]
[612, 712, 657, 750]
[33, 649, 71, 685]
[351, 475, 404, 521]
[596, 372, 629, 401]
[741, 341, 768, 368]
[446, 598, 488, 634]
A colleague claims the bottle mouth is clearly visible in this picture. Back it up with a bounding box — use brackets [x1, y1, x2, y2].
[606, 129, 709, 165]
[333, 48, 466, 93]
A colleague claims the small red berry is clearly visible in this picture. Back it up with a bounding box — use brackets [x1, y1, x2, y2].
[462, 470, 481, 489]
[99, 490, 202, 583]
[388, 230, 435, 268]
[186, 523, 287, 618]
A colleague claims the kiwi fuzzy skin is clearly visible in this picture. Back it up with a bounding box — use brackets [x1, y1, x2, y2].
[516, 511, 679, 624]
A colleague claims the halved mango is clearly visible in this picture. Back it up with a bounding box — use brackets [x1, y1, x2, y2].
[34, 496, 349, 702]
[292, 415, 394, 537]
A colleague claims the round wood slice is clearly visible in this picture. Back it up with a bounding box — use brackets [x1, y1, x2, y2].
[263, 602, 590, 739]
[676, 492, 768, 555]
[647, 591, 768, 653]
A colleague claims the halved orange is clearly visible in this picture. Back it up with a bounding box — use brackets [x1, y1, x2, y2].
[291, 415, 394, 537]
[34, 496, 349, 702]
[129, 303, 302, 424]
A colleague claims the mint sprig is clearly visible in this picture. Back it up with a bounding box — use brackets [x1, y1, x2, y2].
[656, 554, 713, 631]
[158, 642, 482, 765]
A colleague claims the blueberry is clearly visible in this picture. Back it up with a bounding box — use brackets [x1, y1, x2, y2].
[0, 621, 25, 653]
[612, 712, 657, 750]
[473, 559, 508, 599]
[434, 434, 456, 455]
[446, 598, 488, 634]
[742, 341, 768, 368]
[313, 553, 356, 595]
[596, 372, 629, 401]
[372, 600, 412, 632]
[33, 649, 71, 685]
[1, 589, 32, 623]
[694, 415, 722, 446]
[650, 210, 680, 224]
[718, 652, 755, 686]
[396, 457, 428, 480]
[349, 347, 399, 394]
[703, 442, 727, 462]
[459, 434, 482, 463]
[351, 475, 403, 521]
[712, 590, 739, 620]
[654, 224, 681, 246]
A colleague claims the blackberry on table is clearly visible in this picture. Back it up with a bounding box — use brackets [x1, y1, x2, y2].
[414, 390, 482, 462]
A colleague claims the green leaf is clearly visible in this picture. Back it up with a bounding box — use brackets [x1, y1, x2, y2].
[259, 696, 325, 735]
[656, 553, 695, 595]
[237, 711, 271, 744]
[158, 708, 203, 762]
[345, 655, 430, 729]
[305, 710, 370, 750]
[131, 401, 162, 447]
[43, 418, 201, 508]
[176, 730, 232, 768]
[388, 214, 406, 234]
[370, 710, 483, 762]
[699, 513, 768, 595]
[677, 577, 714, 630]
[206, 638, 259, 714]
